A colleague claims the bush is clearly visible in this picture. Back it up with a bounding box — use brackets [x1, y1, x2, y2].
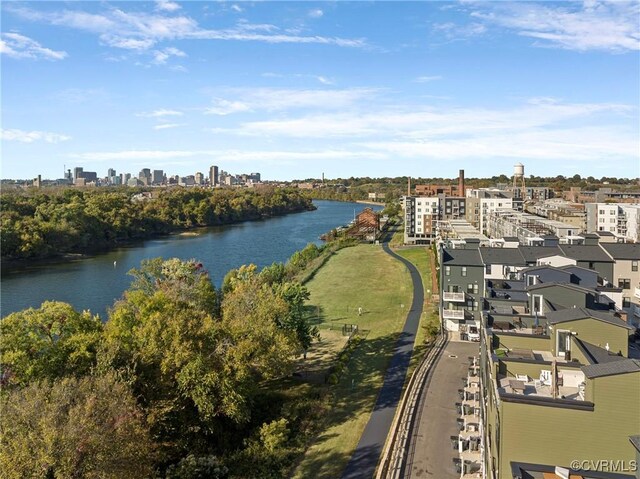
[327, 373, 339, 385]
[165, 455, 228, 479]
[260, 419, 290, 453]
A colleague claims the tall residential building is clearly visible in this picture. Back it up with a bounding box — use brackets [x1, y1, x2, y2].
[586, 203, 640, 242]
[209, 165, 219, 186]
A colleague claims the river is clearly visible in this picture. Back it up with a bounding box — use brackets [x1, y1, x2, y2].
[1, 200, 383, 319]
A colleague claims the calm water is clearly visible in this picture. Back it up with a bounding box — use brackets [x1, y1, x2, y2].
[1, 200, 382, 319]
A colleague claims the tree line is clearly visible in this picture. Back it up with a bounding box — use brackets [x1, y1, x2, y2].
[0, 240, 355, 478]
[1, 187, 314, 260]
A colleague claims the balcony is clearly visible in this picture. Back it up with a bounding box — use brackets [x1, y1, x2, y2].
[635, 286, 640, 299]
[443, 291, 466, 302]
[443, 309, 466, 320]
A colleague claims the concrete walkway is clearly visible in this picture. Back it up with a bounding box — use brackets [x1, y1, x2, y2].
[405, 340, 480, 478]
[341, 243, 424, 479]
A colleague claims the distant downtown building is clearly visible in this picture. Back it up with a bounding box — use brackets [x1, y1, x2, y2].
[209, 165, 219, 186]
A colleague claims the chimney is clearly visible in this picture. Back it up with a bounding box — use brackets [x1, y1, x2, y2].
[458, 169, 465, 197]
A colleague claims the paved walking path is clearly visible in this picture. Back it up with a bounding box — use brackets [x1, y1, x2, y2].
[341, 243, 424, 479]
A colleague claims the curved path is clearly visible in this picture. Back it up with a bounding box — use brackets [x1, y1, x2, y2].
[341, 243, 424, 479]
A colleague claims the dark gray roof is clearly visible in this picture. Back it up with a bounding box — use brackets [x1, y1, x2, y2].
[630, 436, 640, 453]
[558, 244, 614, 262]
[546, 307, 634, 329]
[517, 246, 563, 263]
[503, 236, 519, 242]
[527, 282, 595, 295]
[582, 358, 640, 378]
[479, 247, 527, 266]
[595, 231, 615, 236]
[601, 243, 640, 260]
[559, 264, 598, 275]
[441, 248, 483, 266]
[576, 339, 627, 364]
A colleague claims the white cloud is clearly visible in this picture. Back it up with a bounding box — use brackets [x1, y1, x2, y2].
[70, 148, 386, 163]
[308, 9, 324, 19]
[156, 0, 181, 12]
[203, 87, 379, 114]
[202, 98, 637, 165]
[204, 99, 252, 116]
[136, 109, 184, 118]
[1, 128, 71, 143]
[8, 5, 367, 53]
[432, 22, 487, 40]
[0, 32, 67, 60]
[414, 75, 442, 83]
[316, 76, 333, 85]
[231, 5, 244, 13]
[152, 46, 186, 64]
[469, 1, 640, 52]
[153, 123, 183, 130]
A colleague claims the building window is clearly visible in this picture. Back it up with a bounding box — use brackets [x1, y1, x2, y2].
[533, 294, 543, 314]
[599, 209, 605, 214]
[467, 283, 474, 293]
[618, 279, 631, 289]
[473, 300, 479, 311]
[485, 264, 491, 274]
[623, 297, 631, 308]
[462, 266, 467, 277]
[445, 266, 451, 276]
[633, 261, 638, 272]
[474, 284, 479, 294]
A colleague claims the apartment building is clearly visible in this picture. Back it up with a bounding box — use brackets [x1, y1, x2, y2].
[439, 238, 639, 334]
[601, 243, 640, 327]
[586, 203, 640, 242]
[487, 210, 582, 245]
[404, 196, 440, 244]
[403, 194, 468, 244]
[480, 268, 639, 479]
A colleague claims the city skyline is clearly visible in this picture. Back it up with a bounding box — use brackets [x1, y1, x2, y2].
[2, 1, 639, 180]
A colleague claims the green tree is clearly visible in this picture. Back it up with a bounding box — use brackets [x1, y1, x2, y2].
[0, 301, 103, 386]
[0, 373, 154, 479]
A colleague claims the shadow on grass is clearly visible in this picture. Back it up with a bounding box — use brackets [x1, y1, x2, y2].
[292, 331, 409, 479]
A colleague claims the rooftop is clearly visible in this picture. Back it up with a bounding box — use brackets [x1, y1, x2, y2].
[545, 307, 634, 330]
[601, 243, 640, 260]
[558, 244, 614, 263]
[582, 359, 640, 379]
[441, 248, 484, 267]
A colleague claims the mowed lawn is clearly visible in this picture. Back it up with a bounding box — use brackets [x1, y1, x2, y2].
[292, 244, 413, 479]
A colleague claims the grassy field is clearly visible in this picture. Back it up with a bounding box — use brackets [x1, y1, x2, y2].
[395, 247, 440, 374]
[291, 244, 413, 479]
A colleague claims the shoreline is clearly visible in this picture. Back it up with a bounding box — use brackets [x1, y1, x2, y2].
[355, 200, 386, 206]
[1, 205, 316, 272]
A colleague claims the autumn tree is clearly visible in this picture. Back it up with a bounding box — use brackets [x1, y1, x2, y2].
[0, 373, 154, 479]
[0, 301, 103, 386]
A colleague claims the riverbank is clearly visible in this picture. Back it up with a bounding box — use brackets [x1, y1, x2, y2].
[1, 187, 314, 262]
[355, 200, 386, 206]
[1, 204, 316, 269]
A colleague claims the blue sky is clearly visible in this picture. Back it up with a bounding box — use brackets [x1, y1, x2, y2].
[1, 1, 639, 181]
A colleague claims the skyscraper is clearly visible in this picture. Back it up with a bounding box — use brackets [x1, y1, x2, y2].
[209, 165, 219, 186]
[73, 167, 83, 180]
[152, 170, 164, 185]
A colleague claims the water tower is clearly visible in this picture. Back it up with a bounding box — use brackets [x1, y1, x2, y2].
[513, 163, 526, 199]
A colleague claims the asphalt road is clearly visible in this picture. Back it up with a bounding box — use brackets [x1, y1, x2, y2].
[405, 340, 480, 479]
[340, 243, 424, 479]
